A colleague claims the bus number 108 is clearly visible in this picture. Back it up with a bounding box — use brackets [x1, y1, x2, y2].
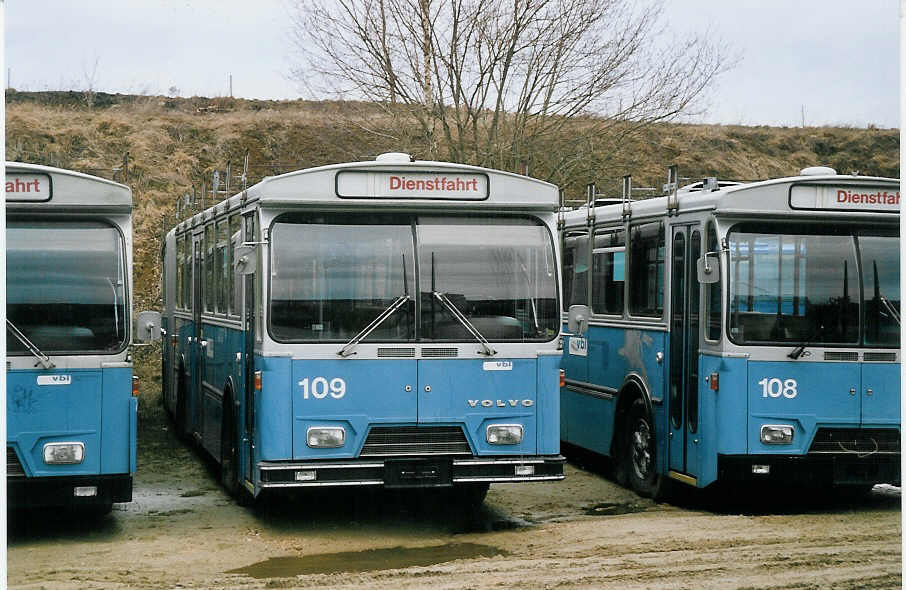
[758, 377, 798, 399]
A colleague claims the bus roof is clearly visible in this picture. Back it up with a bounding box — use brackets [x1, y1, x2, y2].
[562, 171, 899, 226]
[6, 162, 132, 213]
[174, 154, 559, 233]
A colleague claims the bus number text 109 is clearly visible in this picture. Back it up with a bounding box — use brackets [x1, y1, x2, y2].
[758, 378, 798, 399]
[299, 377, 347, 399]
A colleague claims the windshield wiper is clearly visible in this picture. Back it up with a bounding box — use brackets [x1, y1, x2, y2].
[7, 319, 56, 369]
[880, 295, 901, 326]
[432, 291, 497, 356]
[337, 295, 410, 358]
[788, 323, 824, 360]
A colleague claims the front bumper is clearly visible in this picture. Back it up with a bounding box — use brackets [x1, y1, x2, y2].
[718, 453, 900, 486]
[7, 474, 133, 508]
[258, 455, 566, 489]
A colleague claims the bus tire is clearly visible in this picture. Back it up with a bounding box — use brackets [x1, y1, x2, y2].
[221, 393, 253, 507]
[625, 398, 664, 499]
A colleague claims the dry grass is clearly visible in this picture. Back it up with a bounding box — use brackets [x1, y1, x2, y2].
[5, 93, 900, 310]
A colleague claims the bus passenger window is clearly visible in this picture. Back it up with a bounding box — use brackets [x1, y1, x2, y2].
[562, 231, 589, 308]
[229, 215, 240, 315]
[176, 236, 185, 309]
[591, 228, 625, 315]
[204, 225, 215, 312]
[216, 219, 229, 314]
[705, 224, 721, 341]
[629, 222, 665, 317]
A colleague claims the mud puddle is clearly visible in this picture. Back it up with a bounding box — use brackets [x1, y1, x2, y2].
[583, 501, 647, 516]
[227, 542, 506, 578]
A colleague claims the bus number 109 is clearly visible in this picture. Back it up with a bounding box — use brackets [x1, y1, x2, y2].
[299, 377, 347, 399]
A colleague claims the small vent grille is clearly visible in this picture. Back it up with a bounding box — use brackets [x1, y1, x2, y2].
[824, 351, 858, 361]
[422, 348, 459, 358]
[7, 447, 25, 477]
[360, 426, 472, 457]
[377, 347, 416, 358]
[808, 428, 900, 455]
[864, 352, 897, 362]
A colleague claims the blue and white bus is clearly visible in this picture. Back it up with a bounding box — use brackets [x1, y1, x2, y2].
[560, 166, 900, 497]
[6, 162, 136, 513]
[155, 153, 565, 505]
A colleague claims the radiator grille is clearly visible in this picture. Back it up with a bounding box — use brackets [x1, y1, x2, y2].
[360, 426, 472, 457]
[422, 348, 458, 358]
[808, 428, 900, 456]
[377, 347, 416, 358]
[824, 351, 858, 361]
[864, 352, 897, 362]
[7, 447, 25, 477]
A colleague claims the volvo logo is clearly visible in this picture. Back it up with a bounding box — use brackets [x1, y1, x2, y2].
[468, 399, 534, 408]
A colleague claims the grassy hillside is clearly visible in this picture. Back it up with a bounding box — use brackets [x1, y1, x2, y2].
[6, 91, 900, 313]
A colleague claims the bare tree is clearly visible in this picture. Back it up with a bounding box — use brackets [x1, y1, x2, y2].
[82, 57, 101, 109]
[288, 0, 728, 185]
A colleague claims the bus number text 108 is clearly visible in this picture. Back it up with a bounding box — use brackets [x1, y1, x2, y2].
[758, 378, 798, 399]
[299, 377, 347, 399]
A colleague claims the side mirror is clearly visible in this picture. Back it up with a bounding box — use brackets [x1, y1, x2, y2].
[135, 311, 162, 343]
[567, 304, 589, 336]
[234, 244, 257, 275]
[697, 252, 719, 284]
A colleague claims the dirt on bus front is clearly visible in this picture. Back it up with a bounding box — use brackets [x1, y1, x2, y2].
[7, 399, 902, 589]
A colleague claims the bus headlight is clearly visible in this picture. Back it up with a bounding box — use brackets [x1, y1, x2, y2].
[306, 427, 346, 448]
[486, 424, 523, 445]
[43, 442, 85, 465]
[760, 425, 794, 445]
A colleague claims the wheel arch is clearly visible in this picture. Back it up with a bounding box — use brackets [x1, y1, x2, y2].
[611, 373, 654, 457]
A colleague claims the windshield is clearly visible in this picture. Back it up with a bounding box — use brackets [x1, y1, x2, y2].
[728, 224, 899, 347]
[269, 214, 558, 343]
[7, 220, 128, 354]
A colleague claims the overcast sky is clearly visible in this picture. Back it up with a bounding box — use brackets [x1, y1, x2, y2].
[5, 0, 899, 128]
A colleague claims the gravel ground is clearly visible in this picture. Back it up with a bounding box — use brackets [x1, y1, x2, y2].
[8, 402, 901, 589]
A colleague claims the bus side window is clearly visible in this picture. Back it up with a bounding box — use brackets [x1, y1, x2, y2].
[229, 214, 240, 316]
[705, 223, 721, 341]
[204, 224, 215, 313]
[216, 218, 229, 314]
[176, 235, 185, 310]
[563, 231, 589, 308]
[591, 227, 625, 316]
[628, 221, 665, 317]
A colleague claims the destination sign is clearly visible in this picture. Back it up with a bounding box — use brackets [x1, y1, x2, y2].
[790, 185, 900, 212]
[337, 170, 488, 200]
[6, 173, 52, 202]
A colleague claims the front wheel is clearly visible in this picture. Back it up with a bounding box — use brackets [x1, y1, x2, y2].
[624, 399, 665, 499]
[221, 395, 253, 507]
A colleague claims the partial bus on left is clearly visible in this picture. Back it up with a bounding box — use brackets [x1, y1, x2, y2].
[6, 162, 137, 514]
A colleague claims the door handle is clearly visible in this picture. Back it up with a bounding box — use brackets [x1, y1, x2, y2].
[200, 340, 208, 349]
[849, 388, 856, 396]
[656, 352, 664, 364]
[235, 352, 242, 365]
[866, 388, 874, 396]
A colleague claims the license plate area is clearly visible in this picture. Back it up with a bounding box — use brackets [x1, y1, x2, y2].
[384, 458, 452, 489]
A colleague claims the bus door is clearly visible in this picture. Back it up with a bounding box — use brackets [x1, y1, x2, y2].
[241, 215, 257, 483]
[667, 225, 702, 480]
[242, 271, 256, 483]
[192, 236, 204, 434]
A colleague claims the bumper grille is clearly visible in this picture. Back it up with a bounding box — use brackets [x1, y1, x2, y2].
[808, 428, 900, 456]
[360, 426, 472, 457]
[7, 447, 25, 477]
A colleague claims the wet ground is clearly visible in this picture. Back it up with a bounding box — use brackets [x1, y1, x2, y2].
[7, 400, 902, 589]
